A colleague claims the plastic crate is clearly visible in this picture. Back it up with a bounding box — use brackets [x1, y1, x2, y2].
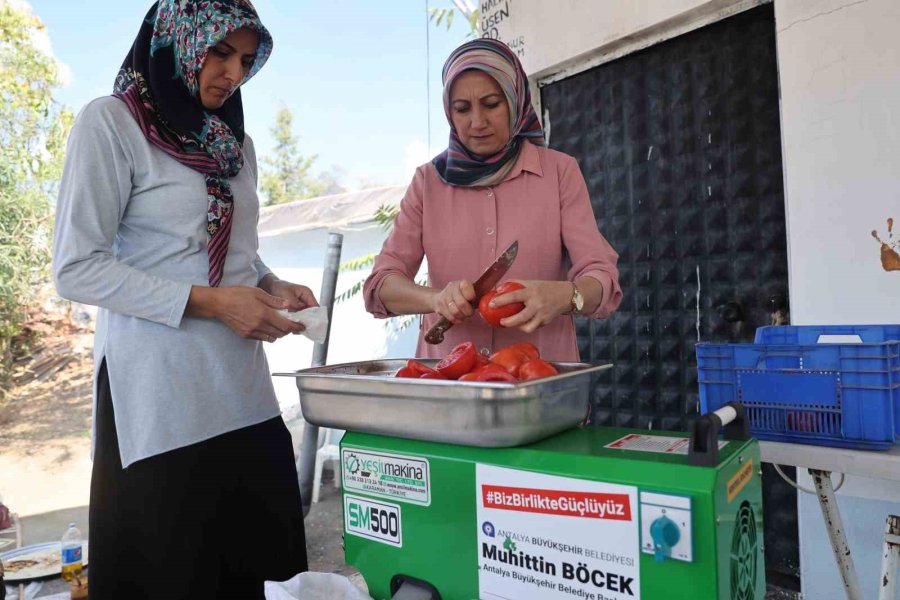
[697, 325, 900, 450]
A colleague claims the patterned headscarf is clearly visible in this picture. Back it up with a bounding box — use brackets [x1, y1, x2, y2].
[113, 0, 273, 287]
[432, 38, 545, 188]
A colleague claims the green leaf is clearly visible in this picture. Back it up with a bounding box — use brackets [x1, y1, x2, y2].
[0, 2, 73, 377]
[340, 253, 376, 271]
[334, 278, 365, 304]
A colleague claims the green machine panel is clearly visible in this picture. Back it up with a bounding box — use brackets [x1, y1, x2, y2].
[340, 426, 763, 600]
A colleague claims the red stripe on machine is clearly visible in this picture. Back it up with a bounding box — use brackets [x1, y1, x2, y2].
[481, 485, 632, 521]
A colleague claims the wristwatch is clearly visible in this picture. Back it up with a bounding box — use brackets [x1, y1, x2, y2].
[569, 282, 584, 314]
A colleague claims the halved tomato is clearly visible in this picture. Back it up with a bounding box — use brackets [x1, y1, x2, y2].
[474, 364, 519, 383]
[489, 347, 531, 377]
[458, 371, 481, 381]
[518, 358, 559, 380]
[478, 281, 526, 327]
[435, 341, 478, 380]
[473, 352, 491, 368]
[395, 367, 419, 378]
[504, 341, 540, 361]
[406, 360, 439, 377]
[419, 371, 448, 380]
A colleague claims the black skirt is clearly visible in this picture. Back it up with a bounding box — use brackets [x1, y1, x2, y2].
[88, 360, 308, 600]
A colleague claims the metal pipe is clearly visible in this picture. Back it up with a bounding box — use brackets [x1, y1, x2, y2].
[810, 469, 863, 600]
[298, 232, 343, 518]
[879, 514, 900, 600]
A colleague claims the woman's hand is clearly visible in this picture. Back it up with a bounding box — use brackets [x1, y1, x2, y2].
[431, 279, 477, 323]
[187, 285, 305, 342]
[488, 280, 573, 333]
[262, 276, 320, 311]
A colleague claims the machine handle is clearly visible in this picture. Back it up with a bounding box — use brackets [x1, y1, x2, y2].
[687, 402, 750, 467]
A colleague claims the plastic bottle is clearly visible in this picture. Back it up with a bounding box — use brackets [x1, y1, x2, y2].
[60, 523, 83, 582]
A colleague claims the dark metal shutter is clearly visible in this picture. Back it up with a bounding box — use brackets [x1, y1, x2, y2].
[540, 4, 797, 589]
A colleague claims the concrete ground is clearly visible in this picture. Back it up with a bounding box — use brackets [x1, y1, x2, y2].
[1, 410, 351, 599]
[6, 467, 349, 598]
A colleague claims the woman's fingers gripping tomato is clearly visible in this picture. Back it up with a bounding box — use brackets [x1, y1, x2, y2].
[435, 341, 478, 380]
[474, 364, 519, 383]
[500, 341, 540, 361]
[489, 347, 531, 377]
[518, 358, 559, 380]
[407, 360, 439, 377]
[478, 281, 526, 328]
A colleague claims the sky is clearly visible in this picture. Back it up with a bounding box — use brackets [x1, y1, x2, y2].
[24, 0, 475, 190]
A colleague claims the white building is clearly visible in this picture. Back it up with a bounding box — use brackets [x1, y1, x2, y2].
[257, 185, 419, 412]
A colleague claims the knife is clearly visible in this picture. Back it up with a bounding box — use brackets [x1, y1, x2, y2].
[424, 240, 519, 345]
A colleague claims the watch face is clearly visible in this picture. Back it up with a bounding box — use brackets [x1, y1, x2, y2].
[573, 287, 584, 311]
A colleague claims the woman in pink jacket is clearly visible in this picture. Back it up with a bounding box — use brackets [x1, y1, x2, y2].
[363, 39, 622, 361]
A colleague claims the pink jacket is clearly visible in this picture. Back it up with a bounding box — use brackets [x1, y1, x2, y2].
[363, 141, 622, 361]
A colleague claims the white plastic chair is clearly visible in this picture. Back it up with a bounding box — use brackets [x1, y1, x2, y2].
[312, 427, 343, 503]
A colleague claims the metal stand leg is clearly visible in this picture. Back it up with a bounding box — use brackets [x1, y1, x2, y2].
[879, 515, 900, 600]
[299, 232, 343, 518]
[810, 469, 863, 600]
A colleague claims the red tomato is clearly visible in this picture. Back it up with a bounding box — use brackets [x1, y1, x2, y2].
[478, 281, 526, 327]
[786, 412, 815, 432]
[406, 360, 439, 377]
[473, 352, 491, 368]
[419, 371, 448, 380]
[435, 341, 478, 380]
[395, 367, 419, 378]
[474, 364, 519, 383]
[504, 341, 540, 361]
[459, 371, 481, 381]
[489, 348, 531, 377]
[518, 358, 559, 380]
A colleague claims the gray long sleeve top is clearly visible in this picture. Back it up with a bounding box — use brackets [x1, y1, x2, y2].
[53, 97, 279, 467]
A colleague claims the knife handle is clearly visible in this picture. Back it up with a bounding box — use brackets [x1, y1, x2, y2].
[424, 317, 453, 345]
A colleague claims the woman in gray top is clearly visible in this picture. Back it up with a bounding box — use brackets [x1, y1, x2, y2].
[52, 1, 311, 597]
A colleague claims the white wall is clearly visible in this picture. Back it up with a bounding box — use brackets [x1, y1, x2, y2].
[776, 0, 900, 325]
[479, 0, 766, 83]
[258, 225, 418, 411]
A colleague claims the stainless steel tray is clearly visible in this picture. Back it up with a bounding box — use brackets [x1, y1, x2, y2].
[275, 360, 611, 447]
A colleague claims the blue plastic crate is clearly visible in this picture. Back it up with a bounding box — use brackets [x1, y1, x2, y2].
[697, 325, 900, 450]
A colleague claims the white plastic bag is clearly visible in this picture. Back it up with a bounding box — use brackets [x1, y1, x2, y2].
[265, 572, 371, 600]
[277, 307, 329, 344]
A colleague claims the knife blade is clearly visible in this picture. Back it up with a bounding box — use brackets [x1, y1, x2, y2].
[424, 240, 519, 345]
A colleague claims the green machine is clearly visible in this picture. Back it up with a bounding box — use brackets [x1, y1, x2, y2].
[288, 359, 763, 600]
[339, 412, 763, 600]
